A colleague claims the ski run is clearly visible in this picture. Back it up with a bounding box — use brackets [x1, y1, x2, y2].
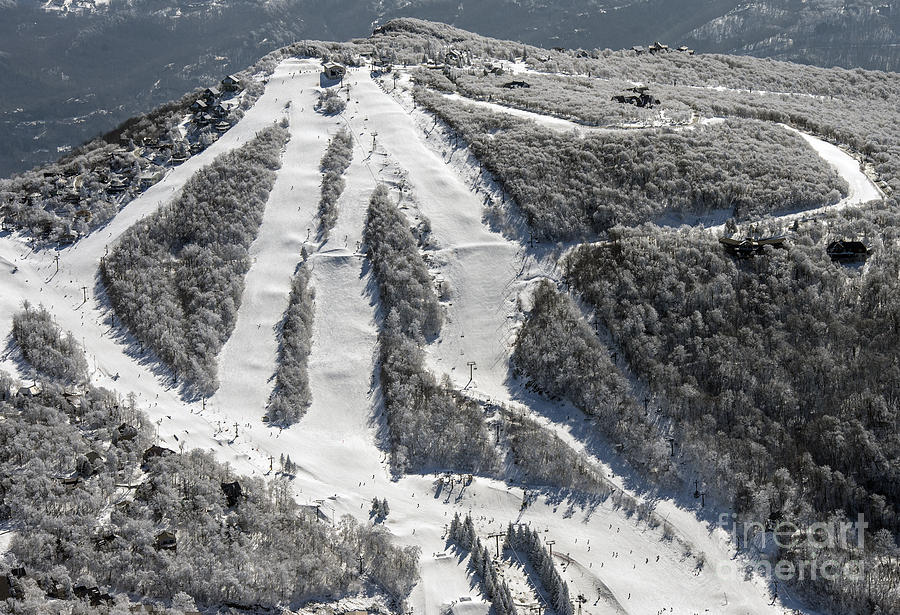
[0, 56, 878, 614]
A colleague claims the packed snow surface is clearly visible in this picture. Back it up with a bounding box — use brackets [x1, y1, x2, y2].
[0, 58, 849, 614]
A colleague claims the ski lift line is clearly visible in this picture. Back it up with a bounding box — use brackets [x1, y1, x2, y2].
[338, 113, 379, 185]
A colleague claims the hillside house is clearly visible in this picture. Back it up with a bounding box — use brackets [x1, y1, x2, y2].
[203, 87, 220, 102]
[107, 176, 127, 193]
[215, 120, 231, 132]
[142, 445, 174, 464]
[155, 530, 177, 551]
[139, 168, 166, 189]
[502, 80, 531, 89]
[189, 99, 208, 113]
[632, 46, 646, 54]
[827, 240, 870, 261]
[677, 45, 695, 55]
[194, 112, 214, 127]
[612, 86, 659, 108]
[648, 41, 669, 53]
[74, 585, 113, 607]
[720, 235, 787, 257]
[323, 62, 346, 80]
[221, 75, 242, 91]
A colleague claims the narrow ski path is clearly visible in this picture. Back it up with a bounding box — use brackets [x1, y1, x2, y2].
[209, 59, 333, 425]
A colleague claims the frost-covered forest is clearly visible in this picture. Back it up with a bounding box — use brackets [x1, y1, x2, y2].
[267, 261, 315, 425]
[102, 125, 289, 396]
[318, 128, 354, 238]
[0, 373, 419, 611]
[364, 186, 494, 472]
[11, 303, 89, 384]
[2, 16, 900, 615]
[418, 91, 846, 238]
[559, 212, 900, 612]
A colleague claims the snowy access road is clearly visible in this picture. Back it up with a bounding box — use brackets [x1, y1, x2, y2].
[436, 89, 882, 232]
[0, 57, 817, 615]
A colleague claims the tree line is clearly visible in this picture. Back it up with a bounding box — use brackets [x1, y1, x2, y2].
[267, 260, 315, 425]
[505, 522, 573, 615]
[448, 513, 516, 615]
[318, 128, 354, 239]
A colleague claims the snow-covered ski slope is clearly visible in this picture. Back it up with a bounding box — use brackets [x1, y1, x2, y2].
[0, 58, 834, 615]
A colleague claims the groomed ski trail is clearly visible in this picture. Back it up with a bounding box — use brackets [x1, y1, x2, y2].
[208, 59, 334, 429]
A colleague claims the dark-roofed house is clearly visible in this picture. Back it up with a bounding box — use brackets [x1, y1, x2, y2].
[189, 99, 208, 113]
[142, 445, 175, 464]
[203, 87, 221, 102]
[827, 240, 870, 261]
[720, 235, 787, 257]
[221, 75, 242, 91]
[155, 530, 177, 551]
[502, 81, 531, 89]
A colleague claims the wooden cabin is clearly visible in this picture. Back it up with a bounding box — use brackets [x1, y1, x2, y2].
[203, 87, 221, 102]
[826, 240, 870, 261]
[719, 235, 787, 257]
[221, 75, 242, 91]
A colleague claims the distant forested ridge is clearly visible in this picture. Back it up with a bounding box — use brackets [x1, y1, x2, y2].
[102, 125, 289, 396]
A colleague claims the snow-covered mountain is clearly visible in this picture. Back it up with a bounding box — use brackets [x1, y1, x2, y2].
[1, 19, 899, 615]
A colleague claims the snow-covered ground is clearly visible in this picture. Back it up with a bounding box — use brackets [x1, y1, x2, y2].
[0, 59, 834, 615]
